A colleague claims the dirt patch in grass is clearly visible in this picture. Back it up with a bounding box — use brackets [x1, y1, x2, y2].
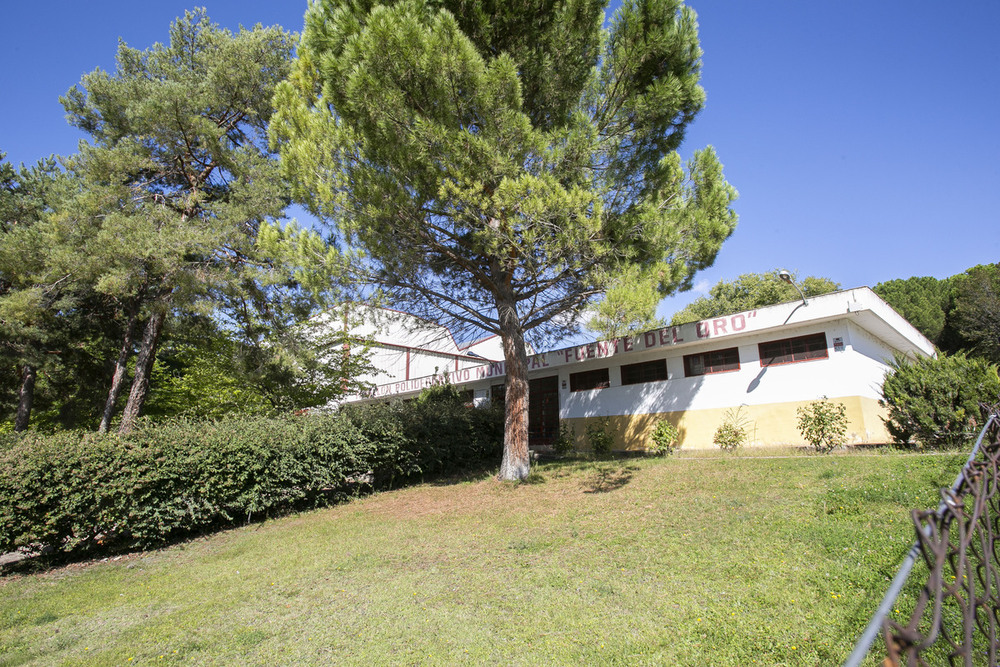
[365, 460, 641, 520]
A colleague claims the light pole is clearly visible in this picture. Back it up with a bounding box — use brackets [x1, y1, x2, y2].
[778, 269, 808, 306]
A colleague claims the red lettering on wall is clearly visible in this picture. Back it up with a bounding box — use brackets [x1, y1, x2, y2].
[586, 343, 596, 359]
[713, 318, 728, 335]
[596, 340, 614, 357]
[672, 327, 684, 343]
[659, 328, 671, 345]
[731, 314, 746, 332]
[644, 332, 656, 348]
[697, 322, 710, 338]
[623, 337, 634, 352]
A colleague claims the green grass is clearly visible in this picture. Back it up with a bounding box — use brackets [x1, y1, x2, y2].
[0, 450, 965, 666]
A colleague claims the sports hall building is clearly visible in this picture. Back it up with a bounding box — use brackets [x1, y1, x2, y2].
[346, 288, 934, 450]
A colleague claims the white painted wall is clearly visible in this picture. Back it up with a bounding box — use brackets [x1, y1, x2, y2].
[556, 322, 897, 420]
[346, 288, 933, 417]
[463, 335, 504, 360]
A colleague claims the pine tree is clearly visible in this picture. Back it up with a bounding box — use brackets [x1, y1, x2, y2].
[60, 10, 297, 432]
[874, 275, 953, 346]
[272, 0, 738, 480]
[0, 153, 74, 431]
[948, 264, 1000, 363]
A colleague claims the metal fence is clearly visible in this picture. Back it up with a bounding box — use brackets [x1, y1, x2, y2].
[845, 410, 1000, 666]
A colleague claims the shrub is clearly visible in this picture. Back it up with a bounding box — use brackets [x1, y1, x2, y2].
[881, 353, 1000, 449]
[714, 407, 749, 452]
[586, 418, 615, 457]
[647, 418, 679, 456]
[0, 400, 502, 561]
[797, 397, 848, 452]
[552, 421, 576, 456]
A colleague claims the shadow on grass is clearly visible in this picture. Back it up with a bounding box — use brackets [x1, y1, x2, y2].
[581, 464, 640, 493]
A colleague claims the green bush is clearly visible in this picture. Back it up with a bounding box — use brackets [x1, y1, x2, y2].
[881, 353, 1000, 449]
[0, 397, 502, 560]
[647, 418, 679, 456]
[586, 418, 615, 457]
[552, 421, 576, 456]
[797, 397, 848, 453]
[714, 407, 749, 452]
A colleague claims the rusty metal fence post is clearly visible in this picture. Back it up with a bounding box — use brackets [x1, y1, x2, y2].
[844, 411, 1000, 667]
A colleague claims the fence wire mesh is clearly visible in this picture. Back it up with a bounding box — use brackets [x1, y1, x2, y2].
[846, 409, 1000, 666]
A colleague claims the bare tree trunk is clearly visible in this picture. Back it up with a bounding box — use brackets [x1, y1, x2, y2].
[118, 309, 166, 435]
[496, 298, 531, 481]
[99, 305, 140, 433]
[14, 364, 36, 432]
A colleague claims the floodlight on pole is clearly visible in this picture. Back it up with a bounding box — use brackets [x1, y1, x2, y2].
[778, 269, 808, 306]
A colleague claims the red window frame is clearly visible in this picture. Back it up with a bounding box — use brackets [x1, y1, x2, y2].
[683, 347, 740, 377]
[758, 332, 828, 367]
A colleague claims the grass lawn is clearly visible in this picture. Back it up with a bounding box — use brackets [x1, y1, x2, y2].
[0, 449, 966, 666]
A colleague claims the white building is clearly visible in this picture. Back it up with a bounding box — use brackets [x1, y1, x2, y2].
[329, 305, 504, 394]
[347, 288, 934, 450]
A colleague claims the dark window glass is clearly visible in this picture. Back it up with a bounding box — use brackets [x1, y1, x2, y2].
[683, 347, 740, 377]
[620, 359, 668, 385]
[491, 383, 505, 404]
[569, 368, 610, 392]
[758, 333, 828, 367]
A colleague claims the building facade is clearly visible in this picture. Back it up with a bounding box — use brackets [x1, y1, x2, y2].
[349, 289, 934, 450]
[329, 305, 505, 393]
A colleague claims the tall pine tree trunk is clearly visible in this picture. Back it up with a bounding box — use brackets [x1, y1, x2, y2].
[99, 304, 140, 433]
[118, 309, 166, 435]
[496, 297, 531, 481]
[14, 364, 36, 432]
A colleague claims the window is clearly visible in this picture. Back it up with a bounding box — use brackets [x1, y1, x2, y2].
[621, 359, 668, 385]
[758, 332, 828, 367]
[683, 347, 740, 377]
[569, 368, 610, 392]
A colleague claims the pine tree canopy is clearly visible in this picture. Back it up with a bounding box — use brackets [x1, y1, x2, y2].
[271, 0, 738, 479]
[273, 0, 737, 342]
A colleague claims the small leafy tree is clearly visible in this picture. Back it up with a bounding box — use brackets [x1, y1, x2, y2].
[881, 353, 1000, 449]
[586, 419, 615, 458]
[714, 406, 749, 452]
[647, 418, 679, 455]
[552, 421, 576, 457]
[796, 397, 848, 453]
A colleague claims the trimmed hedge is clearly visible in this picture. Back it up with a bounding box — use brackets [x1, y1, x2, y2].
[0, 396, 502, 560]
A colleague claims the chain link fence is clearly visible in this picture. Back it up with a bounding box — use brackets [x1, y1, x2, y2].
[845, 409, 1000, 666]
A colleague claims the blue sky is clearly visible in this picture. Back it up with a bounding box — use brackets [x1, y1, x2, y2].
[2, 1, 998, 322]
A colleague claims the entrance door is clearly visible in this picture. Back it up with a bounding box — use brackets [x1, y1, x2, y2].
[528, 375, 559, 448]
